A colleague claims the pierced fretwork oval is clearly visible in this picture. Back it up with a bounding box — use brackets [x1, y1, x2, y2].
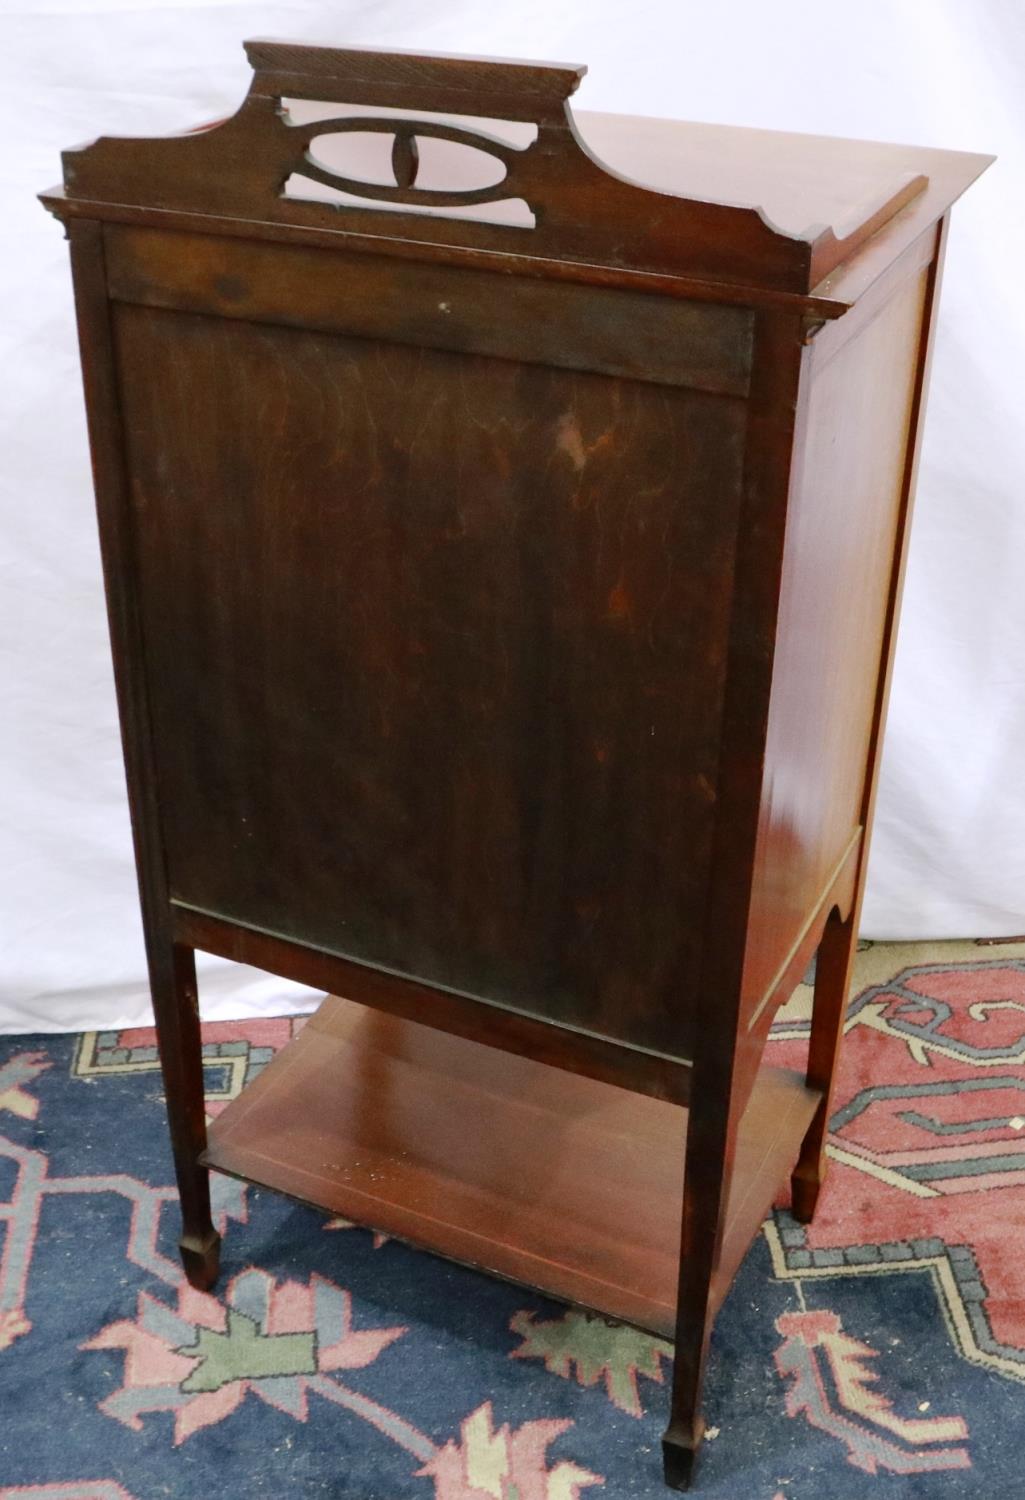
[297, 117, 517, 207]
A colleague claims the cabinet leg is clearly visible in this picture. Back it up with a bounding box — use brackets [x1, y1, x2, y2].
[180, 1229, 221, 1290]
[148, 939, 221, 1289]
[791, 906, 858, 1223]
[662, 1425, 701, 1491]
[662, 1213, 717, 1489]
[663, 1199, 720, 1491]
[663, 1120, 733, 1489]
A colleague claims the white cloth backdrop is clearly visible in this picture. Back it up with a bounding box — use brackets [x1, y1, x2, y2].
[2, 0, 1023, 1034]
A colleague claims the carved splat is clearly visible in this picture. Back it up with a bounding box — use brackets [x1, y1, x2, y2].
[49, 39, 930, 295]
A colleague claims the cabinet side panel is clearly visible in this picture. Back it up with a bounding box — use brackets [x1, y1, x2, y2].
[112, 301, 749, 1060]
[741, 265, 930, 1027]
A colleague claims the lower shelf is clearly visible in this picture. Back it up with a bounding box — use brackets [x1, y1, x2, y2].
[202, 996, 820, 1336]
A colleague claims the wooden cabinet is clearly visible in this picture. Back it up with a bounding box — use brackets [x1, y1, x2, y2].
[42, 40, 991, 1489]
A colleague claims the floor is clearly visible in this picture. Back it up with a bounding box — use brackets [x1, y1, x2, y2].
[1, 936, 1024, 1498]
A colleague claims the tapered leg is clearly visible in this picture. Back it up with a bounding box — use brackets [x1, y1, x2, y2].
[790, 906, 858, 1223]
[662, 1104, 737, 1490]
[65, 222, 220, 1289]
[661, 1191, 722, 1487]
[148, 938, 221, 1288]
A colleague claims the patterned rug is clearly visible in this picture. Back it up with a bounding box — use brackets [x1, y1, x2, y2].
[2, 937, 1024, 1498]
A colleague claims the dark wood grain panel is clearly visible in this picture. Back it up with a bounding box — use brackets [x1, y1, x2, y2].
[203, 995, 821, 1336]
[104, 224, 755, 397]
[115, 304, 746, 1060]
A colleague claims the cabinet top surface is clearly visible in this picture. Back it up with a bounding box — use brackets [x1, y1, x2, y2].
[575, 108, 990, 246]
[44, 40, 992, 309]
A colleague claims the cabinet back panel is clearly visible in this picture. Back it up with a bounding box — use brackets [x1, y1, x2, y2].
[114, 302, 747, 1059]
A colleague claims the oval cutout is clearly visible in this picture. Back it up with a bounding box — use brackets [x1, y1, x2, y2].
[307, 131, 396, 187]
[306, 130, 508, 195]
[412, 136, 507, 193]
